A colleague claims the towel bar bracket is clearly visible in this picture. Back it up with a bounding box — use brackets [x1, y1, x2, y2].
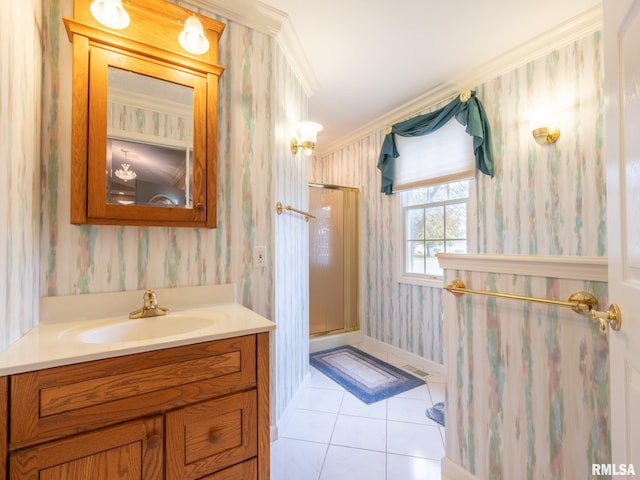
[567, 291, 599, 314]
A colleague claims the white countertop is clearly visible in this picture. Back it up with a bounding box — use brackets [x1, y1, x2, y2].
[0, 284, 276, 376]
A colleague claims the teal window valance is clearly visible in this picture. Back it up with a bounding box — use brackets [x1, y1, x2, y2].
[377, 91, 494, 195]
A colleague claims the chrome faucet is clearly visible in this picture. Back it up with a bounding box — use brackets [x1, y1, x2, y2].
[129, 289, 169, 319]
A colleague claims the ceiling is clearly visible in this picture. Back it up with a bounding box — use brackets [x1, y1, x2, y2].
[253, 0, 601, 154]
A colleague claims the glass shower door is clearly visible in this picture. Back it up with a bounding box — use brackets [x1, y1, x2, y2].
[309, 184, 359, 336]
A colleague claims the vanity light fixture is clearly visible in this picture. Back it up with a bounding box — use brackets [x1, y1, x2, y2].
[179, 15, 210, 55]
[532, 126, 560, 145]
[90, 0, 130, 29]
[290, 121, 324, 156]
[115, 149, 137, 182]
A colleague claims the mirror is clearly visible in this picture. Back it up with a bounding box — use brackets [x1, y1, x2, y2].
[63, 0, 225, 228]
[106, 68, 194, 208]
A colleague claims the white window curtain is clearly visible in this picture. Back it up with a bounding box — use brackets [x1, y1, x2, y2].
[392, 119, 474, 191]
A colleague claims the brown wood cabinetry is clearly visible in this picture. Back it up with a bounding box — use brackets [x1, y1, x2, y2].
[2, 333, 270, 479]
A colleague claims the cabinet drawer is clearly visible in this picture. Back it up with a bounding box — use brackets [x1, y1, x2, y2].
[10, 335, 256, 449]
[166, 390, 257, 479]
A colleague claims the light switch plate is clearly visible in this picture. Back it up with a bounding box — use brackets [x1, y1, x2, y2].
[255, 246, 267, 267]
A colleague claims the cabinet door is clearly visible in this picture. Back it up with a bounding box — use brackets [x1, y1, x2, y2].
[85, 47, 210, 227]
[10, 416, 162, 480]
[166, 390, 257, 479]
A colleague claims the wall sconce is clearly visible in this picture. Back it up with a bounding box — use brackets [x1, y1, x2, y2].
[290, 121, 323, 156]
[179, 15, 210, 55]
[90, 0, 130, 29]
[529, 107, 560, 145]
[532, 126, 560, 145]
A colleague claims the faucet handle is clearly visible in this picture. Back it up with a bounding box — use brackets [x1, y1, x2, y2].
[129, 289, 169, 318]
[143, 289, 158, 309]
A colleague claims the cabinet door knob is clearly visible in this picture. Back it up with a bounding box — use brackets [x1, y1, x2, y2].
[147, 434, 162, 448]
[209, 430, 222, 443]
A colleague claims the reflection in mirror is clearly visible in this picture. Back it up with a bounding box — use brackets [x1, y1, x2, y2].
[106, 139, 192, 206]
[106, 67, 194, 208]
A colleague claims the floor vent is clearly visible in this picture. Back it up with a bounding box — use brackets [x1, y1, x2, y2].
[401, 365, 431, 378]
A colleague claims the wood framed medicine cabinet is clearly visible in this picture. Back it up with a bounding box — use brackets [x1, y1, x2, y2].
[63, 0, 225, 228]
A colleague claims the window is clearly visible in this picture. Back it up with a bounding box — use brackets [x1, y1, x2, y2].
[390, 119, 476, 286]
[399, 180, 472, 283]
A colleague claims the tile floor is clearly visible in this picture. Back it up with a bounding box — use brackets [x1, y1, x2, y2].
[271, 344, 445, 480]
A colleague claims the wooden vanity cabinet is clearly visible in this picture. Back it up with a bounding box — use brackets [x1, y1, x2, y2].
[3, 333, 270, 480]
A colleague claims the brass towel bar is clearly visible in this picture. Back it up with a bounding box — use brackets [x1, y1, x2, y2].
[276, 202, 316, 222]
[444, 279, 622, 333]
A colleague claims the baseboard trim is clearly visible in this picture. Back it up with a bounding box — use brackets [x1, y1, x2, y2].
[441, 457, 480, 480]
[361, 336, 445, 376]
[309, 330, 364, 353]
[272, 369, 313, 442]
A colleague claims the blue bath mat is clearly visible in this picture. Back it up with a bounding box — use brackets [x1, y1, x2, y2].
[426, 401, 445, 426]
[310, 345, 425, 404]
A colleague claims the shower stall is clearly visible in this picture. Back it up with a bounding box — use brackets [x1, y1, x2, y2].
[308, 183, 359, 337]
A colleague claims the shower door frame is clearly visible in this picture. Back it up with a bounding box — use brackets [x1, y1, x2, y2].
[308, 183, 360, 338]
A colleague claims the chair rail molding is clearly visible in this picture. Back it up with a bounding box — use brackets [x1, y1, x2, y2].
[437, 254, 608, 282]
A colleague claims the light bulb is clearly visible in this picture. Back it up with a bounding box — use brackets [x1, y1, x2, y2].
[90, 0, 130, 30]
[179, 16, 210, 55]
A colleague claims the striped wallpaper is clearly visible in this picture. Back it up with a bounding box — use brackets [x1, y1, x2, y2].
[444, 269, 609, 480]
[2, 0, 310, 425]
[272, 42, 311, 421]
[0, 0, 42, 350]
[40, 0, 280, 304]
[449, 32, 608, 480]
[311, 31, 608, 479]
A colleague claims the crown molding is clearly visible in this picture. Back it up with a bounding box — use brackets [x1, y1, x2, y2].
[273, 10, 319, 96]
[181, 0, 318, 96]
[316, 5, 603, 156]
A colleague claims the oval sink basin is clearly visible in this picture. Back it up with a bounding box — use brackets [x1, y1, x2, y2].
[64, 312, 223, 344]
